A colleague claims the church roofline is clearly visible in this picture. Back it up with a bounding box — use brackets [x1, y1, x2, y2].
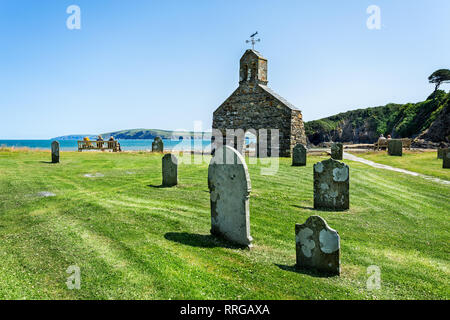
[258, 84, 300, 111]
[240, 49, 267, 60]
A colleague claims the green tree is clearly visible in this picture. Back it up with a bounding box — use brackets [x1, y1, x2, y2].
[428, 69, 450, 94]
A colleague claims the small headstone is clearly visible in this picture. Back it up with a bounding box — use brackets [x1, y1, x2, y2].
[162, 154, 178, 187]
[152, 136, 164, 152]
[208, 145, 252, 248]
[443, 148, 450, 169]
[387, 139, 402, 156]
[295, 215, 340, 276]
[437, 148, 445, 159]
[51, 141, 60, 163]
[331, 143, 343, 160]
[292, 144, 307, 166]
[313, 158, 349, 211]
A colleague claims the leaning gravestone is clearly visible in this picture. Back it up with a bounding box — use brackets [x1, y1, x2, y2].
[313, 158, 349, 211]
[295, 215, 340, 276]
[208, 145, 252, 248]
[388, 139, 402, 156]
[51, 141, 60, 163]
[152, 136, 164, 152]
[292, 144, 307, 166]
[162, 153, 178, 187]
[443, 148, 450, 169]
[331, 143, 343, 160]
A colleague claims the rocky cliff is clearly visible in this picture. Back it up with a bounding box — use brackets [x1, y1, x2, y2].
[305, 91, 450, 147]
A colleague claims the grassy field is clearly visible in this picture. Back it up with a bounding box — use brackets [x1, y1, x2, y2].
[352, 150, 450, 181]
[0, 149, 448, 300]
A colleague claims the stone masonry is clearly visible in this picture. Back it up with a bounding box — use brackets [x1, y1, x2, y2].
[212, 49, 306, 157]
[208, 145, 252, 248]
[313, 158, 349, 211]
[295, 215, 340, 276]
[51, 141, 60, 164]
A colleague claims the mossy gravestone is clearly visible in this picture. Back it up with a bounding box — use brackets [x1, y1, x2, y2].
[208, 145, 252, 248]
[295, 215, 340, 276]
[152, 136, 164, 152]
[388, 139, 402, 156]
[313, 159, 349, 211]
[331, 143, 343, 160]
[292, 144, 307, 166]
[162, 154, 178, 187]
[51, 141, 60, 163]
[443, 148, 450, 169]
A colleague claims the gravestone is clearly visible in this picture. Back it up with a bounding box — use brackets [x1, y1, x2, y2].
[313, 158, 349, 211]
[331, 143, 343, 160]
[51, 141, 60, 163]
[292, 144, 307, 166]
[387, 139, 402, 156]
[208, 145, 252, 248]
[295, 215, 340, 276]
[162, 154, 178, 187]
[152, 136, 164, 152]
[437, 148, 444, 159]
[443, 148, 450, 169]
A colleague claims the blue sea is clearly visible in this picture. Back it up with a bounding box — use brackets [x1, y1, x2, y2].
[0, 139, 212, 152]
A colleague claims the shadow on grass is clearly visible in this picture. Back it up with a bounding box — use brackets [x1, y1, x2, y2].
[147, 184, 170, 189]
[292, 205, 316, 211]
[40, 161, 55, 164]
[275, 264, 335, 278]
[164, 232, 246, 249]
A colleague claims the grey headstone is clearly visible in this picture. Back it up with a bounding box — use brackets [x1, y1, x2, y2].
[443, 148, 450, 169]
[152, 136, 164, 152]
[208, 145, 252, 248]
[313, 158, 349, 211]
[437, 148, 445, 159]
[51, 141, 60, 163]
[295, 215, 340, 276]
[387, 139, 402, 156]
[292, 144, 307, 166]
[331, 143, 343, 160]
[162, 154, 178, 187]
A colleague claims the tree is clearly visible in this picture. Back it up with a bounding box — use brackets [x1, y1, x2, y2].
[428, 69, 450, 94]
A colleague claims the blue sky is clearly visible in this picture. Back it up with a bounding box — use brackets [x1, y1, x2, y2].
[0, 0, 449, 139]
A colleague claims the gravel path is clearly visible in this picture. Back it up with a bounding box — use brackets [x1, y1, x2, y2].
[343, 152, 450, 186]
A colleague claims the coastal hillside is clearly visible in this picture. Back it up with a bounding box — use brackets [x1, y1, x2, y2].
[305, 90, 450, 146]
[53, 129, 212, 140]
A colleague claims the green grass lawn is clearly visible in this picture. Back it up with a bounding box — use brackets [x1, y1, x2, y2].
[351, 150, 450, 181]
[0, 150, 449, 300]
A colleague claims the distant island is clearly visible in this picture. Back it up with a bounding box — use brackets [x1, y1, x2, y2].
[52, 129, 212, 140]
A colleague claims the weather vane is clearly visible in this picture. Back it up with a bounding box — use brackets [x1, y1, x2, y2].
[246, 31, 260, 50]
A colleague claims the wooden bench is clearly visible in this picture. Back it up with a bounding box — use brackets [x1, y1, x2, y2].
[401, 138, 412, 150]
[374, 138, 412, 151]
[78, 140, 121, 152]
[374, 139, 388, 150]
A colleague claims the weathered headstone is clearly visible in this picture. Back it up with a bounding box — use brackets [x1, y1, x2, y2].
[292, 144, 307, 166]
[331, 143, 343, 160]
[443, 148, 450, 169]
[208, 145, 252, 248]
[437, 148, 445, 159]
[313, 158, 349, 211]
[51, 141, 60, 163]
[162, 153, 178, 187]
[387, 139, 402, 156]
[295, 215, 340, 276]
[152, 136, 164, 152]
